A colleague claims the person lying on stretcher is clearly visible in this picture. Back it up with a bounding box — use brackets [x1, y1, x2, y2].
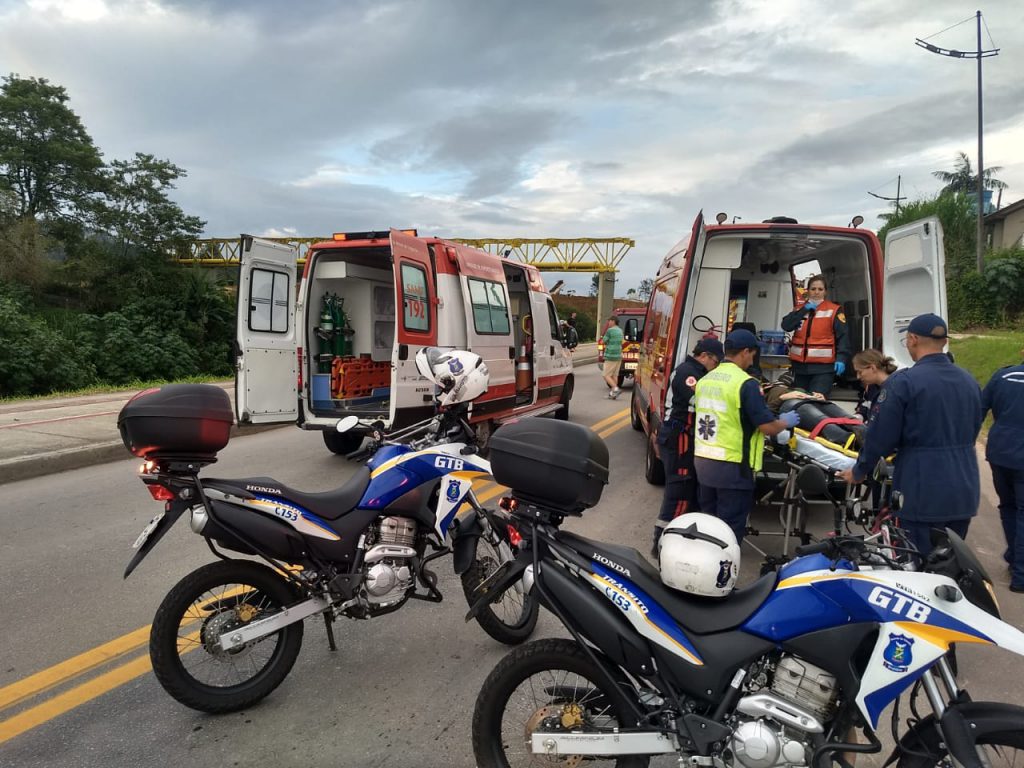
[761, 370, 865, 451]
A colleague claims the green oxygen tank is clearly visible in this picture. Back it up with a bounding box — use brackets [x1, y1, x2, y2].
[318, 294, 335, 373]
[335, 297, 354, 357]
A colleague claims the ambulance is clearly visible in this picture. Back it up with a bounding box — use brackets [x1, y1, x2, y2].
[631, 213, 946, 483]
[235, 230, 574, 454]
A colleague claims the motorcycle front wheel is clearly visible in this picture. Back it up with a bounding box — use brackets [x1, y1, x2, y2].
[150, 560, 304, 713]
[472, 638, 650, 768]
[461, 532, 539, 645]
[897, 703, 1024, 768]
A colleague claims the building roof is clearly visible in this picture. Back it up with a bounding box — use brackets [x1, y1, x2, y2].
[985, 197, 1024, 222]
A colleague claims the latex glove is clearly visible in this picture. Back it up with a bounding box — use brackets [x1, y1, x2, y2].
[834, 361, 846, 376]
[779, 410, 800, 429]
[804, 300, 820, 311]
[775, 429, 792, 445]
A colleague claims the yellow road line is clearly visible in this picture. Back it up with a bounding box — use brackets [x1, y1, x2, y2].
[590, 407, 629, 432]
[0, 653, 153, 744]
[0, 410, 638, 740]
[0, 625, 151, 712]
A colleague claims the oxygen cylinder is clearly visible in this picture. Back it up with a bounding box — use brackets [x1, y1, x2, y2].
[318, 294, 335, 373]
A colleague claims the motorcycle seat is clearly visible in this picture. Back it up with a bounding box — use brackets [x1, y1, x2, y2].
[203, 466, 371, 521]
[555, 530, 777, 635]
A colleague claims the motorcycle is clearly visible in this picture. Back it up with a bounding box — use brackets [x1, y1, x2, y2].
[469, 419, 1024, 768]
[118, 350, 537, 714]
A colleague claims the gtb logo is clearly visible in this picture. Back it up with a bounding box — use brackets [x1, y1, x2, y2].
[434, 456, 465, 471]
[868, 586, 931, 623]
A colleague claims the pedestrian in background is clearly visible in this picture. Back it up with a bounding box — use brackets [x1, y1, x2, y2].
[981, 350, 1024, 593]
[601, 316, 624, 398]
[693, 330, 801, 543]
[652, 337, 724, 556]
[853, 349, 897, 424]
[560, 319, 579, 353]
[840, 314, 982, 557]
[782, 274, 850, 396]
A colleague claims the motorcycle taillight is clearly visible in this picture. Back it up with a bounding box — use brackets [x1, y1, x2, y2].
[146, 483, 175, 501]
[506, 524, 523, 548]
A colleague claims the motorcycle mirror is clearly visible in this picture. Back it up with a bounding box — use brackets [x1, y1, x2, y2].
[796, 465, 830, 497]
[336, 416, 360, 433]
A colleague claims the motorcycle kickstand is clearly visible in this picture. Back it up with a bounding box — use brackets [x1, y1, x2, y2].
[323, 612, 338, 652]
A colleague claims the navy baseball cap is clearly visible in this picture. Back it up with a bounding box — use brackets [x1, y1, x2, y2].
[693, 337, 725, 359]
[724, 329, 759, 351]
[900, 313, 948, 339]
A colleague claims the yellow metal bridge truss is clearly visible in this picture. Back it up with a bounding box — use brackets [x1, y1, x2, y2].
[178, 236, 633, 274]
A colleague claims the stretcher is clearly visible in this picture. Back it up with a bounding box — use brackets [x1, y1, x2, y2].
[749, 409, 865, 556]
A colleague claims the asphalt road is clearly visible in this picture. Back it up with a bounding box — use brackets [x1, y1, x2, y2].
[1, 364, 1022, 768]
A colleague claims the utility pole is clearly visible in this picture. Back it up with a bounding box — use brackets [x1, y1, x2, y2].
[916, 11, 999, 273]
[868, 175, 907, 216]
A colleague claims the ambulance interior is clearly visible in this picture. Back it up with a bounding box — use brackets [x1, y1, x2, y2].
[503, 262, 536, 404]
[303, 246, 396, 417]
[683, 233, 873, 397]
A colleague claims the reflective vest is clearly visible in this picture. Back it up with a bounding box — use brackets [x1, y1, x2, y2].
[693, 362, 764, 472]
[789, 299, 840, 365]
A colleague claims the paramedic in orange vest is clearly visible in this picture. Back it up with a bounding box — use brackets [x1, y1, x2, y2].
[781, 274, 850, 397]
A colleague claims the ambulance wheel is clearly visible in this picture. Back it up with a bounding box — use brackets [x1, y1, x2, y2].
[645, 428, 665, 486]
[630, 390, 643, 431]
[323, 430, 364, 455]
[555, 381, 571, 421]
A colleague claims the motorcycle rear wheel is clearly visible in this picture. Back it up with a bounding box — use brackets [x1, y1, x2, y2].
[150, 560, 304, 713]
[461, 535, 539, 645]
[472, 638, 650, 768]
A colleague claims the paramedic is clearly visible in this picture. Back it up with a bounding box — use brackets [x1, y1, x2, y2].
[694, 330, 801, 543]
[839, 314, 982, 557]
[653, 337, 725, 556]
[601, 316, 624, 399]
[853, 349, 897, 424]
[981, 351, 1024, 593]
[782, 275, 850, 397]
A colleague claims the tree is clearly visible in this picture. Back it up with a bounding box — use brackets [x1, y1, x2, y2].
[932, 151, 1008, 195]
[96, 152, 205, 256]
[638, 278, 654, 301]
[0, 74, 104, 221]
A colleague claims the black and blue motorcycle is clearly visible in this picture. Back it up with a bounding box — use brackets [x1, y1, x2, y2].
[470, 418, 1024, 768]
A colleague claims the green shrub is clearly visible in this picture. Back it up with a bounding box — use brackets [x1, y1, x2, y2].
[0, 288, 96, 395]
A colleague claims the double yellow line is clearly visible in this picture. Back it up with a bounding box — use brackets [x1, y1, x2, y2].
[0, 407, 633, 743]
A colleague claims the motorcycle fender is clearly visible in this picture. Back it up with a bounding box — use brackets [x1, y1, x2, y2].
[123, 502, 189, 579]
[892, 701, 1024, 768]
[452, 514, 483, 575]
[464, 549, 531, 621]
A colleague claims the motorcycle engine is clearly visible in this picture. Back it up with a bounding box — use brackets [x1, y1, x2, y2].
[726, 655, 838, 768]
[363, 516, 417, 605]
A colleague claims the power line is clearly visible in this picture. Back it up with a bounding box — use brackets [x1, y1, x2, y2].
[919, 14, 976, 42]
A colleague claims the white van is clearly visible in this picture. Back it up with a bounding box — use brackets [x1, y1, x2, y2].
[632, 213, 946, 481]
[235, 230, 574, 453]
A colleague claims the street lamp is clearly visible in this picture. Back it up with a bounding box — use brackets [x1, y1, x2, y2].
[916, 11, 999, 272]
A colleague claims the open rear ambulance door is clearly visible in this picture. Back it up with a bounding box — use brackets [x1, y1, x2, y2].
[882, 216, 947, 369]
[390, 229, 439, 426]
[235, 236, 299, 424]
[660, 212, 707, 417]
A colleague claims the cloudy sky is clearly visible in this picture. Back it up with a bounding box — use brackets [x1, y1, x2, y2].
[3, 0, 1023, 292]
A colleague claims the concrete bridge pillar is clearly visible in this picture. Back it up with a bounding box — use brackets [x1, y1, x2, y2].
[595, 271, 617, 341]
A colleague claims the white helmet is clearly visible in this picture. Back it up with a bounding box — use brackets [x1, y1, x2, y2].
[659, 513, 741, 598]
[414, 348, 490, 407]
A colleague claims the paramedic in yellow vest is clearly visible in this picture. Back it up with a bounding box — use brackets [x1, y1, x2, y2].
[694, 330, 801, 543]
[781, 274, 850, 397]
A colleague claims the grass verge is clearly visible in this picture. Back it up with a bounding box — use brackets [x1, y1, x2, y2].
[0, 375, 228, 405]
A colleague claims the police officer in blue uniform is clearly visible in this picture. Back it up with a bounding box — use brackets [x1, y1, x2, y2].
[840, 314, 982, 557]
[652, 338, 725, 556]
[982, 352, 1024, 592]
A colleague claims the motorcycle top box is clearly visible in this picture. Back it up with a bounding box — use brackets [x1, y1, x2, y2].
[118, 384, 233, 460]
[489, 419, 609, 513]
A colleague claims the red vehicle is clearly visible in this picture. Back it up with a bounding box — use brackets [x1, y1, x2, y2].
[597, 307, 646, 388]
[631, 213, 947, 484]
